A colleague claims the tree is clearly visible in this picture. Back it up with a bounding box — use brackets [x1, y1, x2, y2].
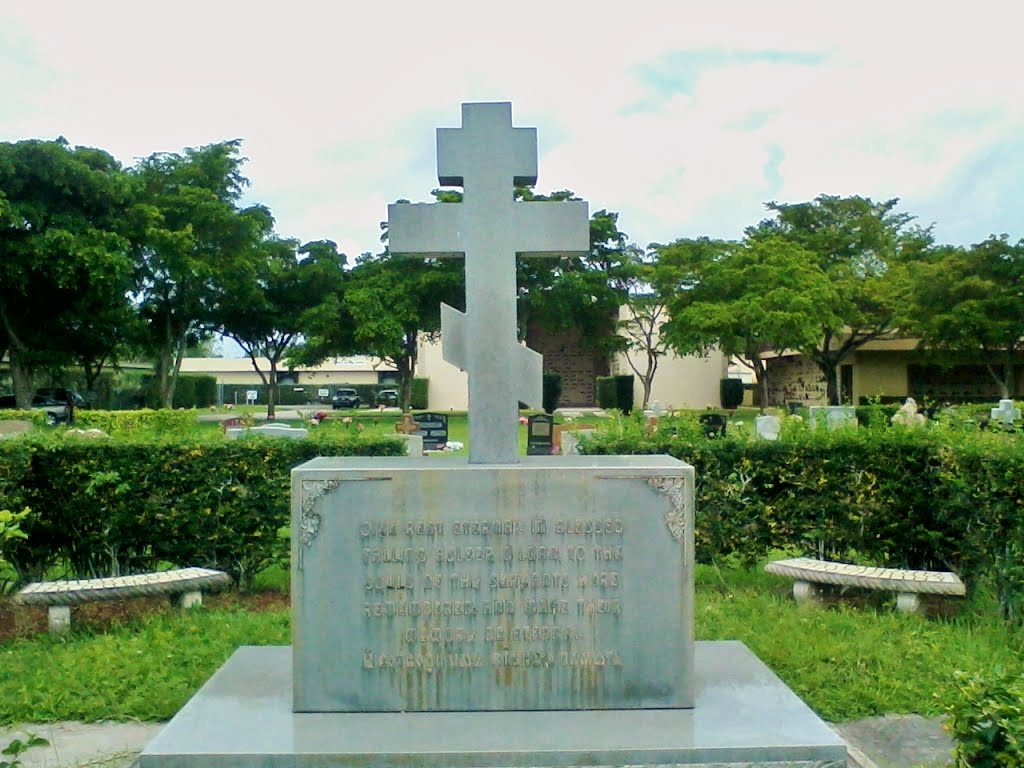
[908, 235, 1024, 399]
[614, 245, 667, 409]
[747, 195, 932, 404]
[653, 236, 838, 410]
[339, 251, 463, 411]
[217, 238, 348, 418]
[518, 199, 631, 358]
[131, 140, 270, 408]
[0, 139, 134, 406]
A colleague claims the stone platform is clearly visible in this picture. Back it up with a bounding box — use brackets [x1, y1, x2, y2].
[139, 643, 847, 768]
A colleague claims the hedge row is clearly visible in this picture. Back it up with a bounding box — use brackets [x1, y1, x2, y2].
[583, 425, 1024, 620]
[0, 435, 405, 587]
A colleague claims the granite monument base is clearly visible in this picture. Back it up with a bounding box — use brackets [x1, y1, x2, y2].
[140, 643, 847, 768]
[292, 455, 694, 712]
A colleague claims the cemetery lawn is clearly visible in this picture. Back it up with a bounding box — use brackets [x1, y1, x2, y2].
[1, 564, 1020, 725]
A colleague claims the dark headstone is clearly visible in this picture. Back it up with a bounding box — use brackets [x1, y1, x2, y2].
[526, 413, 554, 455]
[698, 413, 727, 438]
[412, 412, 449, 450]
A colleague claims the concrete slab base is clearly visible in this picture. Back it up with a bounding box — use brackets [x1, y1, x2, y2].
[140, 642, 847, 768]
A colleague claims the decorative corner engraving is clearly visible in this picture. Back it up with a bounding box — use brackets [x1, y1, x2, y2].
[300, 479, 342, 548]
[648, 476, 688, 541]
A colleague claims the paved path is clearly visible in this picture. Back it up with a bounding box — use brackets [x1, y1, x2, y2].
[1, 715, 954, 768]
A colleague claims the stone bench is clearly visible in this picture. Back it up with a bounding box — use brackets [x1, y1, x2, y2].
[765, 556, 965, 614]
[15, 567, 231, 633]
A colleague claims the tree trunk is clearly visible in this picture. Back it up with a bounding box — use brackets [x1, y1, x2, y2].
[266, 361, 278, 420]
[824, 362, 840, 406]
[751, 357, 769, 415]
[8, 347, 35, 409]
[397, 333, 419, 411]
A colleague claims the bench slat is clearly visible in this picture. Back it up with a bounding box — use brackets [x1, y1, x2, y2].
[765, 557, 965, 596]
[15, 567, 231, 606]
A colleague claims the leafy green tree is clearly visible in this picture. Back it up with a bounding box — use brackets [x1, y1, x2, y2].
[0, 139, 134, 406]
[614, 245, 667, 409]
[747, 195, 931, 404]
[653, 236, 838, 410]
[217, 238, 348, 418]
[340, 251, 463, 411]
[130, 140, 270, 408]
[907, 235, 1024, 399]
[518, 197, 630, 358]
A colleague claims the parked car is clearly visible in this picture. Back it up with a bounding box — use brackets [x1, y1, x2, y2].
[330, 388, 361, 410]
[0, 391, 75, 425]
[375, 389, 399, 407]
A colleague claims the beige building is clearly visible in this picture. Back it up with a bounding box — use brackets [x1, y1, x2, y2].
[178, 356, 398, 387]
[764, 337, 1024, 406]
[418, 307, 728, 412]
[180, 330, 729, 411]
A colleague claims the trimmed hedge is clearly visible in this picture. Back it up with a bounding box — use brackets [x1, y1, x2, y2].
[583, 422, 1024, 620]
[0, 409, 46, 427]
[720, 378, 744, 410]
[596, 376, 617, 409]
[0, 434, 405, 587]
[410, 378, 429, 410]
[615, 375, 634, 414]
[542, 373, 563, 415]
[74, 409, 197, 435]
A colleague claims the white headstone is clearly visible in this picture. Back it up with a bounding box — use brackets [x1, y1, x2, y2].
[991, 398, 1020, 426]
[389, 103, 590, 464]
[754, 414, 781, 441]
[808, 405, 857, 429]
[227, 423, 309, 440]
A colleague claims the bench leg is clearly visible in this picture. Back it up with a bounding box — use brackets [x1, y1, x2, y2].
[896, 592, 922, 614]
[792, 580, 821, 607]
[48, 605, 71, 634]
[176, 590, 203, 610]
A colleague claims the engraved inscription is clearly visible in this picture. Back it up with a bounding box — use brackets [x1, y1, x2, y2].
[359, 514, 626, 674]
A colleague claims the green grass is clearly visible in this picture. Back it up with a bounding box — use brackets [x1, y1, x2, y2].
[1, 564, 1021, 725]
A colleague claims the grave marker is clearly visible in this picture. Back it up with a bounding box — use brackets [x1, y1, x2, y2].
[526, 413, 554, 455]
[389, 103, 589, 463]
[143, 101, 846, 768]
[991, 398, 1020, 427]
[412, 412, 449, 450]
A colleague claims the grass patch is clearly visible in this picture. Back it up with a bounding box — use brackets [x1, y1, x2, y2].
[0, 606, 289, 723]
[2, 564, 1021, 725]
[696, 566, 1024, 721]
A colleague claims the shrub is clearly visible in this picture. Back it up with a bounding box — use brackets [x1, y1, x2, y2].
[172, 376, 197, 409]
[0, 434, 405, 588]
[410, 378, 429, 410]
[0, 409, 45, 427]
[583, 422, 1024, 617]
[615, 375, 634, 414]
[75, 409, 197, 436]
[193, 376, 217, 408]
[720, 378, 744, 410]
[542, 373, 563, 414]
[596, 376, 617, 409]
[944, 668, 1024, 767]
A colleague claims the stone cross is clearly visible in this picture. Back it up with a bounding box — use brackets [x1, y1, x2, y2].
[388, 103, 589, 463]
[991, 398, 1021, 426]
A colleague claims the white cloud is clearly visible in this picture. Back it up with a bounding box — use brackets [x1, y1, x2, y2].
[2, 0, 1023, 257]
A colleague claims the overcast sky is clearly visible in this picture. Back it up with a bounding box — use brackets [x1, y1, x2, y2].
[3, 1, 1023, 261]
